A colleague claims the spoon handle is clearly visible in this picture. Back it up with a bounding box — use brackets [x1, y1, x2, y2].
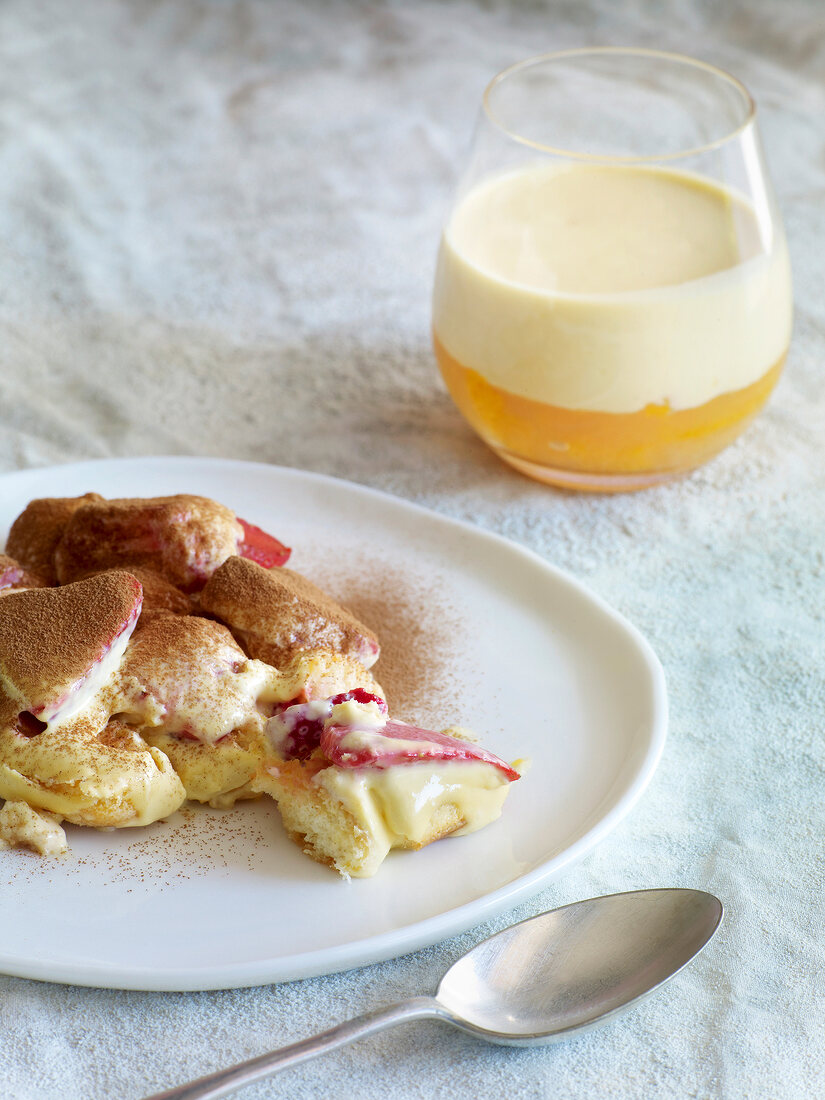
[141, 996, 443, 1100]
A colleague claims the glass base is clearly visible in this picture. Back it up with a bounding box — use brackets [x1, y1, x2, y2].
[493, 447, 686, 492]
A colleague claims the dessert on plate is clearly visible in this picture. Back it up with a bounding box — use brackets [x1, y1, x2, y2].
[0, 492, 521, 876]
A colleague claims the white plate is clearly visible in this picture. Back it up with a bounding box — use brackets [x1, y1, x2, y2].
[0, 457, 666, 991]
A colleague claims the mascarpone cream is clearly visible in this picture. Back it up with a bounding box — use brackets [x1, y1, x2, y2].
[0, 799, 67, 856]
[317, 760, 512, 877]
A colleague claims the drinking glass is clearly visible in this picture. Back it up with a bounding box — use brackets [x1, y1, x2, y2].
[432, 48, 793, 491]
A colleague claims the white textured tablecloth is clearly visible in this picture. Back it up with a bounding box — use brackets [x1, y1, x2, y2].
[1, 2, 823, 1098]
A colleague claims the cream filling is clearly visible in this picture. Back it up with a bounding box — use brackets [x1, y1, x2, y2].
[42, 623, 136, 729]
[0, 799, 67, 857]
[317, 760, 511, 877]
[333, 726, 443, 761]
[434, 163, 792, 413]
[160, 658, 274, 747]
[0, 737, 186, 828]
[123, 658, 276, 747]
[328, 699, 385, 729]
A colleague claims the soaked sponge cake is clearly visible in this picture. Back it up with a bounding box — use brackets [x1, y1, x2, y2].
[199, 556, 380, 669]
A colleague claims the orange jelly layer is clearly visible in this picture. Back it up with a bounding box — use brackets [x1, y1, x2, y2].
[434, 334, 786, 477]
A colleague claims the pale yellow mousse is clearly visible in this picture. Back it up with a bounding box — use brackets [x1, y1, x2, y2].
[433, 162, 792, 479]
[435, 162, 791, 413]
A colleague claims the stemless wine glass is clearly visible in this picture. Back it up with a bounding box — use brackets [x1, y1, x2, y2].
[432, 48, 793, 491]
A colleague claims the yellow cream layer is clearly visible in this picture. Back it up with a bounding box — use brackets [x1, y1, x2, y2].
[0, 723, 186, 828]
[433, 163, 792, 414]
[118, 649, 278, 749]
[0, 661, 187, 829]
[317, 760, 512, 877]
[0, 799, 67, 856]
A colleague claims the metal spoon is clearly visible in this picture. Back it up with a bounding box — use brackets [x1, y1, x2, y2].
[145, 888, 723, 1100]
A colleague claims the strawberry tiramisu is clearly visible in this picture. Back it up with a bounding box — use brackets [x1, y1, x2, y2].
[0, 492, 521, 875]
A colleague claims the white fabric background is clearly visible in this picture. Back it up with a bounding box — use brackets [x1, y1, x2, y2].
[0, 2, 823, 1098]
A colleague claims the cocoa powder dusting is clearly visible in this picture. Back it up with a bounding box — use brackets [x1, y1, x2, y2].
[303, 554, 468, 730]
[199, 557, 378, 666]
[0, 803, 280, 888]
[5, 493, 103, 583]
[0, 571, 142, 704]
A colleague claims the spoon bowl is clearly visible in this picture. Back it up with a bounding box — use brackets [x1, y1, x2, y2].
[145, 888, 723, 1099]
[437, 887, 723, 1043]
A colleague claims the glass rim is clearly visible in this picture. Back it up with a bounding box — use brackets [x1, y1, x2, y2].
[482, 46, 757, 163]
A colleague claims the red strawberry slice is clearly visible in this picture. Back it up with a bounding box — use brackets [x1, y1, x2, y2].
[237, 519, 291, 568]
[321, 718, 521, 782]
[268, 700, 331, 760]
[267, 693, 519, 783]
[267, 690, 386, 760]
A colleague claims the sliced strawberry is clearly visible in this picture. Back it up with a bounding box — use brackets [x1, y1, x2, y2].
[329, 689, 388, 714]
[237, 518, 291, 568]
[268, 700, 331, 760]
[321, 719, 521, 782]
[267, 691, 386, 760]
[267, 693, 518, 783]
